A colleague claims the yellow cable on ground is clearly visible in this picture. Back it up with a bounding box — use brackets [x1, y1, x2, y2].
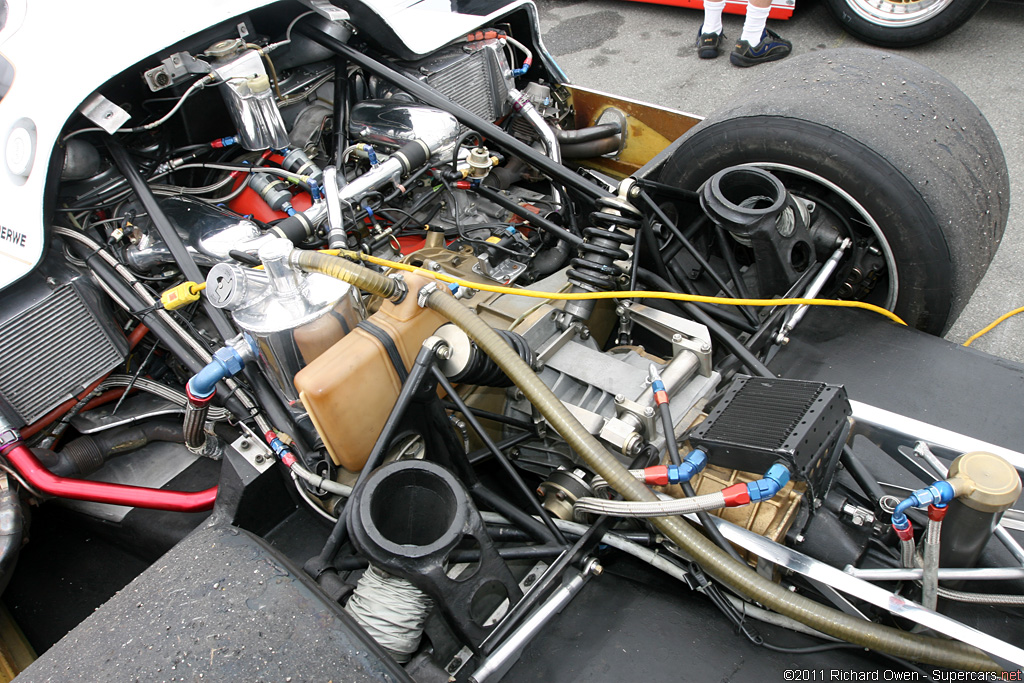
[963, 306, 1024, 347]
[325, 249, 908, 326]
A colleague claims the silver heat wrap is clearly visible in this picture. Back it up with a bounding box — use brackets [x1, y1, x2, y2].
[345, 565, 432, 663]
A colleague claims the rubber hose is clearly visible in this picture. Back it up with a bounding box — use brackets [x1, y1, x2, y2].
[529, 236, 573, 279]
[295, 248, 998, 670]
[422, 288, 997, 671]
[34, 421, 186, 478]
[554, 123, 621, 144]
[290, 250, 401, 300]
[558, 137, 621, 160]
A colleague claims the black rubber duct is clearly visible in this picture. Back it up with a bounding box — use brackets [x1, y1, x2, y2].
[34, 421, 184, 478]
[555, 123, 621, 144]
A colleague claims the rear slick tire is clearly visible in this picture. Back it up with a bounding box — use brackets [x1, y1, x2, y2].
[657, 49, 1008, 335]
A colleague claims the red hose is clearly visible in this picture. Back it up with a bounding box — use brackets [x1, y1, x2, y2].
[2, 442, 217, 513]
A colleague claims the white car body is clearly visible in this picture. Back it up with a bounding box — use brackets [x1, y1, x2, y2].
[0, 0, 539, 288]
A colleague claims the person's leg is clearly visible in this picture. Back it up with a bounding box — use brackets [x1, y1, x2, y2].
[730, 0, 791, 67]
[740, 0, 770, 44]
[702, 0, 727, 34]
[698, 0, 728, 59]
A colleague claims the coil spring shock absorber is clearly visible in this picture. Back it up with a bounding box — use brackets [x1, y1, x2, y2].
[562, 195, 640, 325]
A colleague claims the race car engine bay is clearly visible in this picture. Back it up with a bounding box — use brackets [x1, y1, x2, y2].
[0, 1, 1021, 680]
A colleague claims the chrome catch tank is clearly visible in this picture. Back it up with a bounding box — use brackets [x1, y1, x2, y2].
[206, 239, 364, 425]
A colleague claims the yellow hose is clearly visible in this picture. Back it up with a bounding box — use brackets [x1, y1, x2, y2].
[963, 306, 1024, 347]
[324, 248, 908, 326]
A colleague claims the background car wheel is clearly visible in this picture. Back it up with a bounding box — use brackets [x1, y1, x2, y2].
[824, 0, 989, 48]
[657, 49, 1008, 335]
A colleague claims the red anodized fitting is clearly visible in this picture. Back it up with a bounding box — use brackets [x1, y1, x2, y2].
[893, 522, 915, 542]
[721, 483, 751, 507]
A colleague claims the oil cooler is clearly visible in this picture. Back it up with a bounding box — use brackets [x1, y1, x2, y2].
[0, 262, 127, 427]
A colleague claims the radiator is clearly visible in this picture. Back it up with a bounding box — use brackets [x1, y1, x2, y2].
[400, 40, 513, 122]
[0, 279, 127, 426]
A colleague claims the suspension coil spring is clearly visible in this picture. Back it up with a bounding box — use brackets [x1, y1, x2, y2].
[567, 196, 640, 292]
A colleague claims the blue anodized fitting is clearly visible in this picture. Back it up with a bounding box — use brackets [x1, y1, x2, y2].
[186, 334, 259, 400]
[665, 449, 708, 485]
[890, 480, 956, 528]
[746, 463, 791, 503]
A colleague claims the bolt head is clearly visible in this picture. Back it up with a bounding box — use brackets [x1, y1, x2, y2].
[239, 440, 250, 450]
[614, 394, 626, 404]
[643, 407, 655, 418]
[671, 333, 683, 343]
[254, 454, 265, 464]
[589, 561, 604, 576]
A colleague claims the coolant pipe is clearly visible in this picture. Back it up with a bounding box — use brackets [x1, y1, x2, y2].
[272, 137, 433, 248]
[0, 418, 216, 512]
[293, 250, 1000, 670]
[509, 89, 560, 165]
[508, 88, 562, 210]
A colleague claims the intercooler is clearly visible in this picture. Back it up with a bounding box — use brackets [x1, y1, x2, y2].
[397, 40, 513, 122]
[0, 273, 127, 427]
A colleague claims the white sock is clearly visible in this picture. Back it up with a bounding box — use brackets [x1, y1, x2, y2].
[741, 5, 771, 44]
[702, 0, 727, 35]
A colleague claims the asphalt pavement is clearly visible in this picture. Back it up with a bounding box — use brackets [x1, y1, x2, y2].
[534, 0, 1024, 362]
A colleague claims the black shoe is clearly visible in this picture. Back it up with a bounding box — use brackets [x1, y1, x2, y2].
[730, 28, 792, 67]
[697, 26, 725, 59]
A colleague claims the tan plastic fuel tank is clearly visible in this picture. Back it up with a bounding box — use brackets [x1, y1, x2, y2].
[294, 274, 446, 471]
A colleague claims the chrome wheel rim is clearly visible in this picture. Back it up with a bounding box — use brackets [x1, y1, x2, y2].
[844, 0, 956, 28]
